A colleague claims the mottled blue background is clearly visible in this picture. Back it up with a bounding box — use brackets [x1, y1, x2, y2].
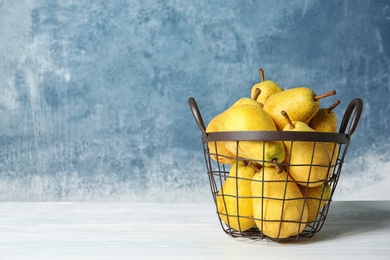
[1, 0, 389, 201]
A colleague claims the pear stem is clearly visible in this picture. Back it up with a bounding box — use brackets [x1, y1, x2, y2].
[252, 88, 261, 100]
[259, 68, 265, 82]
[281, 110, 295, 129]
[248, 161, 262, 173]
[326, 100, 341, 113]
[314, 90, 336, 101]
[272, 159, 283, 174]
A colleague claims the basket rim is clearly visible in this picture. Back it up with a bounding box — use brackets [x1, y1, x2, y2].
[202, 130, 349, 144]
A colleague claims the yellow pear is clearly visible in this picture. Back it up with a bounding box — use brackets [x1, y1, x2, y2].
[251, 165, 308, 239]
[206, 113, 236, 164]
[250, 68, 283, 105]
[309, 100, 340, 133]
[309, 100, 341, 166]
[222, 104, 286, 166]
[205, 89, 264, 165]
[263, 87, 336, 130]
[299, 183, 331, 223]
[281, 111, 332, 187]
[216, 161, 256, 231]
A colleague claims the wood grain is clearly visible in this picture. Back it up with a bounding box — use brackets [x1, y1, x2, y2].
[0, 201, 389, 259]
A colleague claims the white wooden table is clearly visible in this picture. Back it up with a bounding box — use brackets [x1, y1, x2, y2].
[0, 201, 389, 259]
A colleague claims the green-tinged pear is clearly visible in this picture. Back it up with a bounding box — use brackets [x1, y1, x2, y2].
[264, 87, 336, 130]
[222, 104, 285, 165]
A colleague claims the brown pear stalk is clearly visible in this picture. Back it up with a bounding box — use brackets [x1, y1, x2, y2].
[326, 100, 341, 113]
[252, 88, 261, 100]
[272, 158, 283, 174]
[251, 68, 283, 105]
[249, 159, 282, 174]
[259, 68, 265, 82]
[314, 90, 336, 101]
[281, 110, 295, 130]
[249, 161, 262, 173]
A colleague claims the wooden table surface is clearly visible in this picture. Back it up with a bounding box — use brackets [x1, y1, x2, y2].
[0, 201, 389, 259]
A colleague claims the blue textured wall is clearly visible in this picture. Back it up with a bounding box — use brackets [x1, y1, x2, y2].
[1, 1, 389, 201]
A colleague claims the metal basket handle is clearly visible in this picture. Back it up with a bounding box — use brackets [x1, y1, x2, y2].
[338, 98, 363, 138]
[188, 97, 206, 134]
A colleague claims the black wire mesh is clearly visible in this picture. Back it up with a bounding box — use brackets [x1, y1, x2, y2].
[189, 97, 363, 241]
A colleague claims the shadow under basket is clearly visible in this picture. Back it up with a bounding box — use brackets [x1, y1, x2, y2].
[188, 97, 363, 241]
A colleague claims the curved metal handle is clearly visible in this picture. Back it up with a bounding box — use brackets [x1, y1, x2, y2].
[188, 97, 206, 133]
[339, 98, 363, 138]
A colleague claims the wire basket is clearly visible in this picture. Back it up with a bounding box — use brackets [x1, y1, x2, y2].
[188, 97, 363, 241]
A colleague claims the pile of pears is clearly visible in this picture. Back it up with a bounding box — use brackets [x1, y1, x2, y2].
[207, 69, 340, 239]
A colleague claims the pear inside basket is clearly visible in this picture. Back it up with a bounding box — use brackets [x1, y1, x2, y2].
[188, 71, 363, 241]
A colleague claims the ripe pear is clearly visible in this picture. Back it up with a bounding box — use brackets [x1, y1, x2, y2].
[309, 100, 340, 133]
[206, 113, 236, 164]
[222, 104, 286, 166]
[205, 89, 264, 165]
[299, 183, 331, 223]
[251, 165, 308, 239]
[309, 100, 341, 167]
[281, 111, 332, 187]
[250, 68, 283, 105]
[216, 161, 256, 231]
[263, 87, 336, 130]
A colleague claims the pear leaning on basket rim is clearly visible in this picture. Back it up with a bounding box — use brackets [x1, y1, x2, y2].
[205, 89, 264, 165]
[281, 110, 332, 188]
[309, 100, 341, 167]
[221, 96, 286, 166]
[206, 112, 237, 164]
